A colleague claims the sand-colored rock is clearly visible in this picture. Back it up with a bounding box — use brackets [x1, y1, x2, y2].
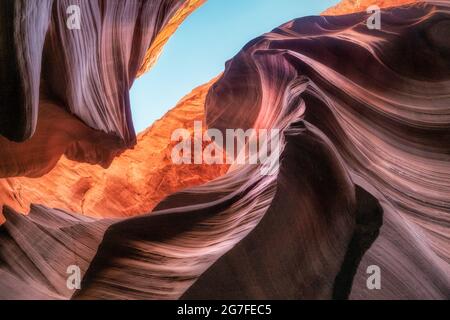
[0, 0, 423, 220]
[0, 78, 227, 218]
[0, 0, 213, 219]
[322, 0, 418, 15]
[1, 0, 448, 300]
[137, 0, 206, 77]
[0, 0, 205, 181]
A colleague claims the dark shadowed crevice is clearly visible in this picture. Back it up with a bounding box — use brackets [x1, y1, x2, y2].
[332, 185, 383, 300]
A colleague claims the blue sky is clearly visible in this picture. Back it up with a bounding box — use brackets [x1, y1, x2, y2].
[130, 0, 337, 133]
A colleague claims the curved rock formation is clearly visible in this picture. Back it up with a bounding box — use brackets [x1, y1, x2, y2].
[196, 1, 450, 298]
[322, 0, 418, 15]
[78, 1, 450, 299]
[0, 1, 449, 300]
[137, 0, 206, 77]
[0, 78, 227, 218]
[0, 0, 204, 178]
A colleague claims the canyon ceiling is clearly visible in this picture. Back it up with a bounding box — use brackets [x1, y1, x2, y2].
[0, 0, 449, 300]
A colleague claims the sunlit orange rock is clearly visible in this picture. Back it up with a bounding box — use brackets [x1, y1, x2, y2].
[1, 0, 448, 300]
[137, 0, 206, 77]
[0, 78, 227, 218]
[0, 0, 211, 219]
[0, 0, 205, 179]
[0, 0, 421, 219]
[322, 0, 418, 15]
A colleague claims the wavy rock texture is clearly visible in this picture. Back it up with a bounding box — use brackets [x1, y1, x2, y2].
[197, 1, 450, 299]
[81, 1, 450, 299]
[2, 0, 421, 218]
[137, 0, 206, 77]
[1, 1, 450, 300]
[322, 0, 418, 15]
[0, 78, 226, 218]
[0, 0, 203, 178]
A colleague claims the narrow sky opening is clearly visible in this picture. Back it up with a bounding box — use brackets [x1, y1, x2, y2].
[130, 0, 337, 133]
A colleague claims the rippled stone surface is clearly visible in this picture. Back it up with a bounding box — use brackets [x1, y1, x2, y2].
[0, 0, 204, 178]
[0, 1, 449, 300]
[0, 79, 227, 218]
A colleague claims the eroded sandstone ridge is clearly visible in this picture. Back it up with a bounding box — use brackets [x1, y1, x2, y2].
[1, 0, 424, 219]
[322, 0, 418, 14]
[0, 0, 209, 221]
[0, 0, 204, 178]
[137, 0, 206, 76]
[0, 1, 449, 300]
[0, 79, 226, 218]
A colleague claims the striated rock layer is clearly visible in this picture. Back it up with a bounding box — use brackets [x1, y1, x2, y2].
[0, 0, 204, 178]
[191, 1, 450, 299]
[322, 0, 418, 15]
[0, 78, 226, 218]
[137, 0, 206, 77]
[1, 1, 449, 300]
[2, 0, 422, 218]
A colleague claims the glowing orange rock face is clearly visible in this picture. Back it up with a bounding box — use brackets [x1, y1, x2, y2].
[0, 0, 421, 220]
[0, 79, 227, 218]
[137, 0, 206, 77]
[322, 0, 418, 15]
[1, 1, 448, 300]
[0, 0, 213, 219]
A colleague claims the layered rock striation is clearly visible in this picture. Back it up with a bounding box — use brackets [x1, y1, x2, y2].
[0, 1, 449, 300]
[0, 0, 205, 178]
[0, 79, 226, 218]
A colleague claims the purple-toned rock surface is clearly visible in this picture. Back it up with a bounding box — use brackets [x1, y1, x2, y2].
[0, 1, 449, 300]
